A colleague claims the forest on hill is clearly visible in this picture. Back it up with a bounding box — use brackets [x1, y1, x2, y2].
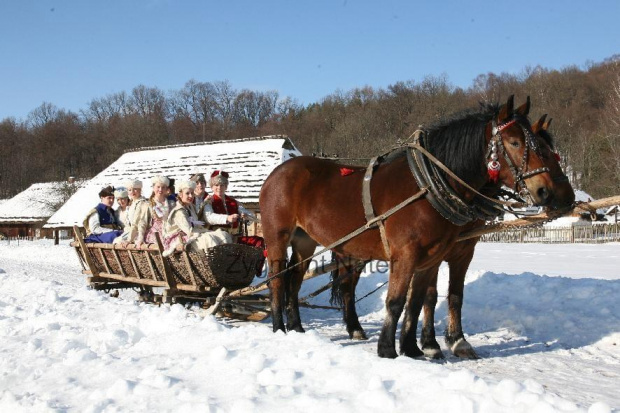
[1, 56, 618, 199]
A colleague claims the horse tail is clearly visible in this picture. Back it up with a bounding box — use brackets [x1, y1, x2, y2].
[329, 251, 344, 307]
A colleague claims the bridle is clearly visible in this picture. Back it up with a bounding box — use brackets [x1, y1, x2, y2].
[488, 117, 550, 203]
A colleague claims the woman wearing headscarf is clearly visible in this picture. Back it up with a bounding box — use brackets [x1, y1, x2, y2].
[113, 179, 147, 245]
[162, 180, 231, 256]
[134, 176, 175, 248]
[113, 187, 130, 229]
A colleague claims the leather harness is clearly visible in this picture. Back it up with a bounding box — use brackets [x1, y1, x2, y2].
[361, 118, 550, 256]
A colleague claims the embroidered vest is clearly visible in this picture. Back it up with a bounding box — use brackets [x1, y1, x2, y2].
[83, 203, 120, 235]
[211, 195, 239, 229]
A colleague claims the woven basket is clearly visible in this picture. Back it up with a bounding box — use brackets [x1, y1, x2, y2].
[201, 243, 263, 289]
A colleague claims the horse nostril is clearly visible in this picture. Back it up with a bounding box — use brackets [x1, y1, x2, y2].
[537, 187, 553, 205]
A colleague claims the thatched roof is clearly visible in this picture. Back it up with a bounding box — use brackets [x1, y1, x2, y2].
[0, 182, 68, 224]
[45, 135, 301, 229]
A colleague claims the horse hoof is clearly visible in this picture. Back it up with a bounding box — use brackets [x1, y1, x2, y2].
[423, 347, 445, 359]
[349, 330, 368, 340]
[451, 338, 480, 359]
[378, 346, 399, 359]
[400, 347, 425, 359]
[287, 325, 305, 333]
[272, 324, 286, 334]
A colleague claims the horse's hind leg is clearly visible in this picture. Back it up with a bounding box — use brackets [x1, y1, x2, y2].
[445, 247, 479, 359]
[378, 253, 417, 358]
[286, 229, 318, 332]
[332, 255, 367, 340]
[419, 267, 444, 359]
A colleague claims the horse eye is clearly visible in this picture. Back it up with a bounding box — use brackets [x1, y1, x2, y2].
[510, 140, 520, 148]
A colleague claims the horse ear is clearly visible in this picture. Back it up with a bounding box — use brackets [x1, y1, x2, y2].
[532, 114, 547, 132]
[498, 95, 514, 122]
[543, 117, 553, 131]
[515, 96, 531, 117]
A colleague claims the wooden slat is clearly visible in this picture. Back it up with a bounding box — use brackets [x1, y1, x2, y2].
[98, 249, 112, 273]
[127, 250, 143, 279]
[182, 252, 199, 287]
[111, 249, 127, 277]
[154, 233, 177, 290]
[96, 272, 168, 287]
[73, 226, 100, 278]
[144, 251, 159, 281]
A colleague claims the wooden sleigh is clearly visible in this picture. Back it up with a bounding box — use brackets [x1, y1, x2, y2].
[71, 225, 343, 320]
[71, 226, 274, 320]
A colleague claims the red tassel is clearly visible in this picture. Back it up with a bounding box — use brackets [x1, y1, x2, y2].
[487, 161, 500, 183]
[553, 152, 561, 162]
[340, 167, 355, 176]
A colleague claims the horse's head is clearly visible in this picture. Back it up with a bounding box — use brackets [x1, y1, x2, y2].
[488, 95, 565, 207]
[530, 115, 575, 209]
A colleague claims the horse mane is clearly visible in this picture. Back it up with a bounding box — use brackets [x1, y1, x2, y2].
[536, 127, 556, 150]
[423, 103, 505, 184]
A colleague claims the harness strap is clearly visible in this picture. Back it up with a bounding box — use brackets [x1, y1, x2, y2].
[362, 156, 391, 257]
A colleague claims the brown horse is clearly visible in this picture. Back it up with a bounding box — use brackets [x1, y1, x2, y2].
[416, 114, 575, 360]
[260, 96, 563, 358]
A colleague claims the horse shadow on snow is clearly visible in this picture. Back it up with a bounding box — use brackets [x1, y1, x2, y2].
[435, 271, 620, 358]
[298, 270, 620, 358]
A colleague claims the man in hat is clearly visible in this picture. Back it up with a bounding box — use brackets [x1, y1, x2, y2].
[83, 186, 123, 243]
[203, 170, 257, 234]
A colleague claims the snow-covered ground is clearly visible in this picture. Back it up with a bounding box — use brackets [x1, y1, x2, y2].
[0, 240, 618, 412]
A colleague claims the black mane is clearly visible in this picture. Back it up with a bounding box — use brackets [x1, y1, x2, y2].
[425, 103, 525, 184]
[536, 127, 556, 150]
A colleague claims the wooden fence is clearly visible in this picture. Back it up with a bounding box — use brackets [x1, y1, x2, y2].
[480, 223, 620, 244]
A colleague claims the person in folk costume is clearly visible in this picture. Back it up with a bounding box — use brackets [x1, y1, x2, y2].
[190, 173, 208, 214]
[162, 180, 232, 256]
[113, 179, 147, 245]
[202, 170, 257, 232]
[203, 170, 266, 246]
[113, 187, 130, 229]
[135, 176, 175, 248]
[83, 186, 124, 243]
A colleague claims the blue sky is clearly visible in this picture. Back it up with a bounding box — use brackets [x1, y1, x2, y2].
[1, 0, 618, 121]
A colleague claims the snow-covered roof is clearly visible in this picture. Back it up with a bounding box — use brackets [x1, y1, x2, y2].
[0, 182, 67, 224]
[45, 135, 301, 229]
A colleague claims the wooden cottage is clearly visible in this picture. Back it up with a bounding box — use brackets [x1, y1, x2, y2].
[45, 135, 301, 236]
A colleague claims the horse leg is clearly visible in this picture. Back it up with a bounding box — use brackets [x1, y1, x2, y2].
[266, 229, 293, 333]
[445, 247, 479, 359]
[378, 256, 417, 359]
[340, 263, 367, 340]
[398, 268, 433, 358]
[419, 267, 444, 359]
[285, 229, 317, 332]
